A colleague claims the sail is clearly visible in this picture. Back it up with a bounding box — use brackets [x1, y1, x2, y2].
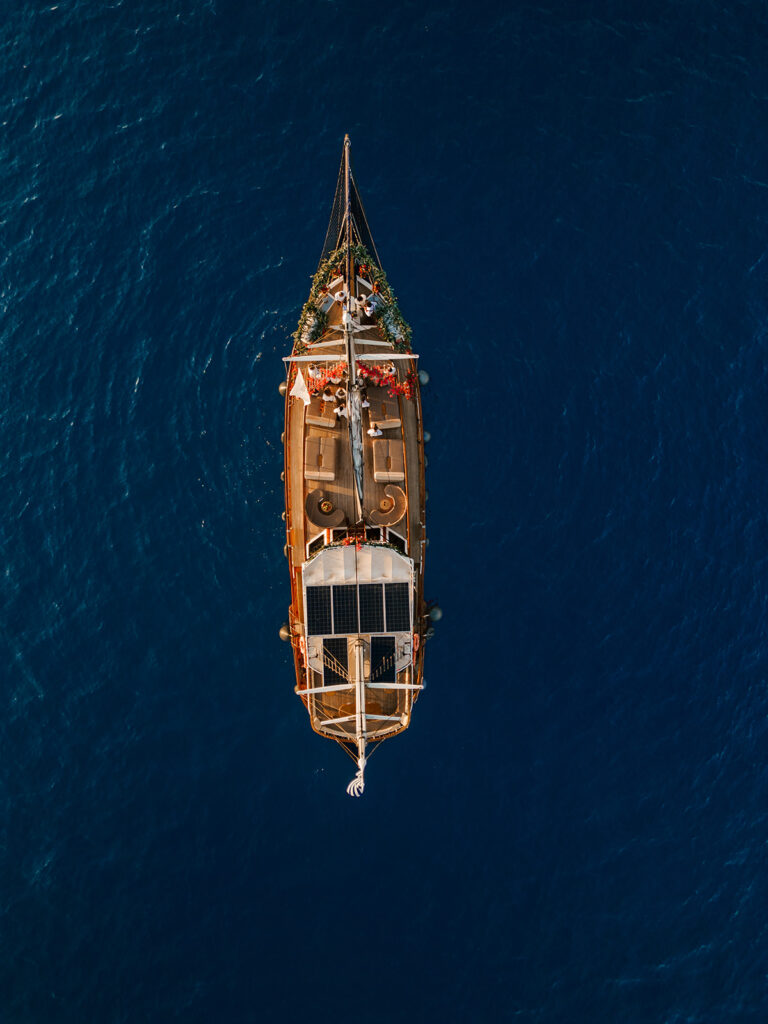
[289, 368, 311, 406]
[347, 386, 364, 513]
[320, 149, 380, 266]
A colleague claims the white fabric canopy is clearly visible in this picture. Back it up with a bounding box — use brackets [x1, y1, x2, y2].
[303, 544, 412, 585]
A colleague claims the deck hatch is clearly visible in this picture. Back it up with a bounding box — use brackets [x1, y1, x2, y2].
[384, 583, 410, 632]
[323, 638, 348, 686]
[332, 585, 359, 634]
[370, 636, 396, 683]
[306, 585, 332, 636]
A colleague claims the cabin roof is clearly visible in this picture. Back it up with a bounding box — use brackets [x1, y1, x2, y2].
[302, 543, 412, 586]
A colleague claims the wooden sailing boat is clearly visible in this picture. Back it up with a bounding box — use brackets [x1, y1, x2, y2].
[280, 136, 429, 796]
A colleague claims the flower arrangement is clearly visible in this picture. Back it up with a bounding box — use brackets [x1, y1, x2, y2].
[357, 362, 417, 400]
[389, 370, 418, 400]
[356, 362, 392, 388]
[307, 361, 348, 395]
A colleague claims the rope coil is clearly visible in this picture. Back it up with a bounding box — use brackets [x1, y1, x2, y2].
[346, 755, 366, 797]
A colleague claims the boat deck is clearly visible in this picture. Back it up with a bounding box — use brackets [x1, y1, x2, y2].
[282, 267, 427, 745]
[284, 308, 425, 576]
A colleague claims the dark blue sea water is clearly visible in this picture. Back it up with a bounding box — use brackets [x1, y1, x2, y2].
[3, 1, 768, 1020]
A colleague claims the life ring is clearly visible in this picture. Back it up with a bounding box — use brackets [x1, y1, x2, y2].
[413, 633, 420, 652]
[299, 635, 306, 660]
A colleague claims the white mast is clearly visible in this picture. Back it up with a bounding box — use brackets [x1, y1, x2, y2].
[346, 638, 367, 796]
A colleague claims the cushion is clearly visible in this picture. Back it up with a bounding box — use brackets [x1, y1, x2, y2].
[372, 439, 405, 483]
[368, 387, 401, 430]
[305, 435, 338, 482]
[306, 398, 337, 430]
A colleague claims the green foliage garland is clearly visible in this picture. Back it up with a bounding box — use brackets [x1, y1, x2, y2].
[292, 244, 412, 354]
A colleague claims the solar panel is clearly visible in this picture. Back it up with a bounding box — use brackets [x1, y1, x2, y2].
[323, 638, 348, 685]
[308, 582, 410, 637]
[306, 585, 332, 636]
[359, 583, 384, 633]
[385, 583, 410, 632]
[370, 636, 396, 682]
[332, 585, 359, 634]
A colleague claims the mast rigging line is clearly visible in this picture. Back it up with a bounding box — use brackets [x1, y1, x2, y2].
[319, 138, 382, 268]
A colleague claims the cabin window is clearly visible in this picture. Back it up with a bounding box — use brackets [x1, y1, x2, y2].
[307, 533, 325, 557]
[359, 583, 384, 634]
[387, 530, 406, 554]
[370, 636, 396, 683]
[366, 527, 381, 542]
[306, 586, 332, 636]
[385, 583, 410, 632]
[323, 638, 348, 686]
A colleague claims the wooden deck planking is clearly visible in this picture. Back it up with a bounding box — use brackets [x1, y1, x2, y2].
[284, 305, 425, 663]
